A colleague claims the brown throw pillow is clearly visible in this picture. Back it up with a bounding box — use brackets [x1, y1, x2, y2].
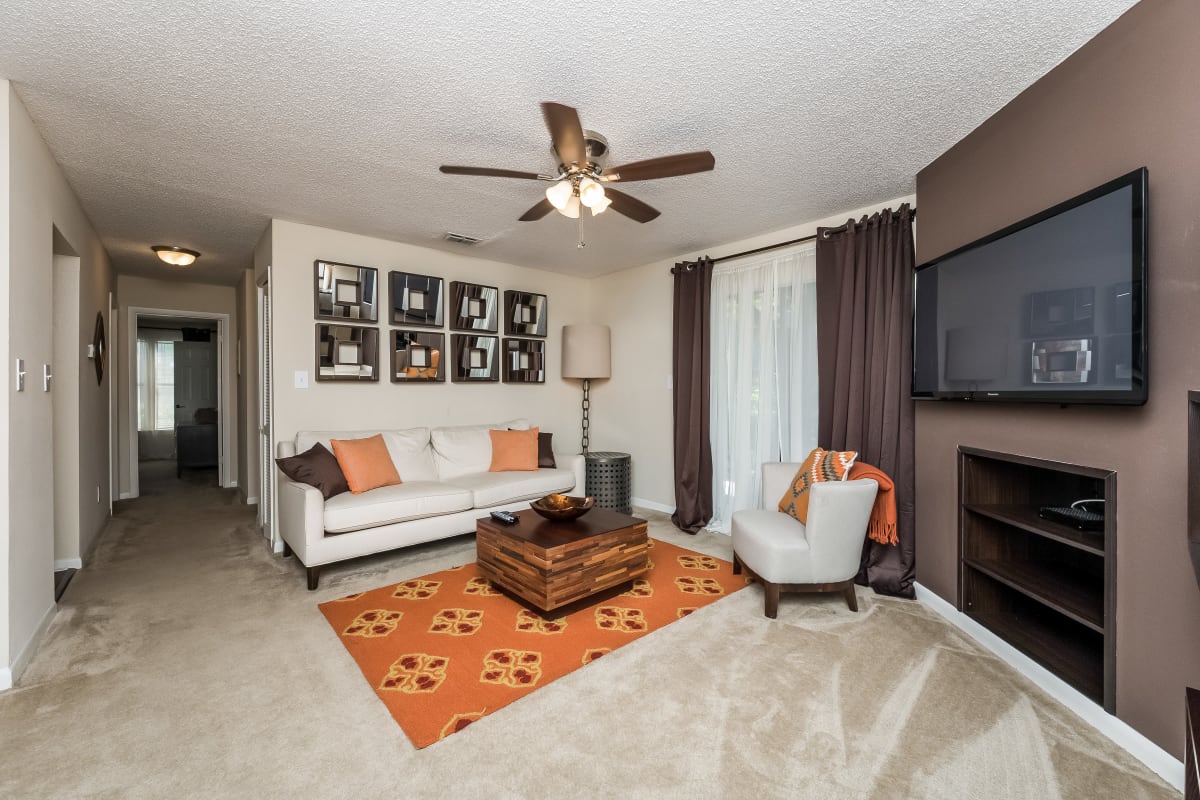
[275, 443, 349, 499]
[777, 447, 858, 524]
[537, 431, 556, 469]
[489, 427, 540, 472]
[330, 434, 403, 494]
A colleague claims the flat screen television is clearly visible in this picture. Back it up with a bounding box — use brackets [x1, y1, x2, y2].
[912, 167, 1147, 404]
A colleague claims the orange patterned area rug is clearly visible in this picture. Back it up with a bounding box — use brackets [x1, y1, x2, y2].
[319, 539, 748, 748]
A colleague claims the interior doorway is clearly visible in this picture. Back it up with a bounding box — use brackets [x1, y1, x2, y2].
[51, 228, 81, 599]
[127, 308, 231, 497]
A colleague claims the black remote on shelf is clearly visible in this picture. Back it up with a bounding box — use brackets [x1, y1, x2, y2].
[490, 510, 519, 525]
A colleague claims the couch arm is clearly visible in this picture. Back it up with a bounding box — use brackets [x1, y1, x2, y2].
[555, 452, 586, 496]
[277, 476, 324, 563]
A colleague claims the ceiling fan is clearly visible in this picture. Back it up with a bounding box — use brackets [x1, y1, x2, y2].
[439, 102, 715, 243]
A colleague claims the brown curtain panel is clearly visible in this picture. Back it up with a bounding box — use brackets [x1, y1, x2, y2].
[671, 257, 713, 533]
[816, 206, 916, 597]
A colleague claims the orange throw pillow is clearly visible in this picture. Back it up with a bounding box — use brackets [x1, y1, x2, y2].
[330, 434, 403, 494]
[489, 427, 540, 472]
[778, 447, 858, 524]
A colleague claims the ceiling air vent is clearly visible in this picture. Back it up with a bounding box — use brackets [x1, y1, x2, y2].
[443, 232, 485, 246]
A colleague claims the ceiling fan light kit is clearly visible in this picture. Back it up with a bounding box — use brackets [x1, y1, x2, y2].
[440, 102, 715, 245]
[545, 179, 574, 210]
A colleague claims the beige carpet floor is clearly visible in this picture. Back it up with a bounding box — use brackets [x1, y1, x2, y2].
[0, 464, 1179, 799]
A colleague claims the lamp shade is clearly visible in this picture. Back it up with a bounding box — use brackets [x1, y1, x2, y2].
[561, 324, 611, 379]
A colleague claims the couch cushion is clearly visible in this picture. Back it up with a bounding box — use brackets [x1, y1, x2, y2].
[295, 427, 438, 481]
[444, 467, 575, 508]
[431, 419, 529, 479]
[323, 481, 474, 533]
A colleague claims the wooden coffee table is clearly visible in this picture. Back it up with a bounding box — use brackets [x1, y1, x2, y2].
[475, 508, 650, 613]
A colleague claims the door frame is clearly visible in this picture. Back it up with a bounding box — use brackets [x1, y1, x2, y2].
[126, 306, 232, 498]
[256, 268, 279, 551]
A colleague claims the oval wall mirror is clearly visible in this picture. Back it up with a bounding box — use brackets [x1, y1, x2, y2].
[92, 311, 106, 385]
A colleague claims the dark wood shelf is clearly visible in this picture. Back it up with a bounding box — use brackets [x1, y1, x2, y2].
[964, 557, 1103, 632]
[963, 503, 1105, 556]
[959, 447, 1115, 712]
[969, 609, 1103, 704]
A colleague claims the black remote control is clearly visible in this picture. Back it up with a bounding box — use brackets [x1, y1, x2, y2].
[490, 510, 518, 525]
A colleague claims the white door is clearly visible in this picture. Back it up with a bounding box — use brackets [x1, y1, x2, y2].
[173, 340, 217, 425]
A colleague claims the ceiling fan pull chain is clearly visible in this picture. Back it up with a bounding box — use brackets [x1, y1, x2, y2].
[577, 211, 586, 248]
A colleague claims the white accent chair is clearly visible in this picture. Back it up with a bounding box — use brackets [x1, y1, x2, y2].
[731, 461, 879, 617]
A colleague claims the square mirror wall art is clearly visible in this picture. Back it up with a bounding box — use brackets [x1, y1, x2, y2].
[450, 334, 498, 382]
[315, 261, 378, 322]
[504, 290, 547, 337]
[450, 281, 498, 332]
[502, 338, 545, 383]
[390, 271, 444, 327]
[316, 324, 379, 382]
[391, 331, 445, 382]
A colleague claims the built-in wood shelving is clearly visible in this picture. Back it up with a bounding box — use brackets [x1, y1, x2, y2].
[959, 446, 1115, 712]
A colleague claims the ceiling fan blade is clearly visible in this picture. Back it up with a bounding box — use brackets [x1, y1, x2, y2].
[518, 198, 555, 221]
[541, 102, 587, 166]
[604, 187, 660, 223]
[606, 151, 716, 182]
[439, 165, 546, 180]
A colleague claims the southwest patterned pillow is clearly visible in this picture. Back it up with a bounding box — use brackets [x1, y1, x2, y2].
[777, 447, 859, 524]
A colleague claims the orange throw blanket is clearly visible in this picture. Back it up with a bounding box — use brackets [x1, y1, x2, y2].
[848, 462, 898, 546]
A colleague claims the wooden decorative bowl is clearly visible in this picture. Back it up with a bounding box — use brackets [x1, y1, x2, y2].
[530, 493, 595, 521]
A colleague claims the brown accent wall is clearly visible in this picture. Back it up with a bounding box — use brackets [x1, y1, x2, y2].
[915, 0, 1200, 757]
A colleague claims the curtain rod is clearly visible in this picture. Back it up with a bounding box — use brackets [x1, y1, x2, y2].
[672, 207, 916, 272]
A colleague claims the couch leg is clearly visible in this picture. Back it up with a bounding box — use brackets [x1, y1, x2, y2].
[843, 584, 858, 612]
[732, 553, 742, 575]
[282, 541, 293, 558]
[764, 582, 780, 619]
[306, 566, 320, 591]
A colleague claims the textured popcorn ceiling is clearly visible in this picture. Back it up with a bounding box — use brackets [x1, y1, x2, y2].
[0, 0, 1138, 284]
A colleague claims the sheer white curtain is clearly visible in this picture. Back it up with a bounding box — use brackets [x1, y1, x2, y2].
[136, 328, 182, 432]
[709, 244, 818, 532]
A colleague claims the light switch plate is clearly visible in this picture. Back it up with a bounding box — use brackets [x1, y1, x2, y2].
[294, 370, 309, 389]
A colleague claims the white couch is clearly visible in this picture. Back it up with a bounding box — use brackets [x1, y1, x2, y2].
[275, 420, 584, 589]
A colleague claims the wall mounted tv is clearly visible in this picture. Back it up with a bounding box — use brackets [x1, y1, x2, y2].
[912, 167, 1147, 405]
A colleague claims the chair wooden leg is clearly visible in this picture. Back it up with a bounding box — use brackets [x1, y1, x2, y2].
[843, 584, 858, 612]
[763, 582, 781, 619]
[282, 541, 293, 558]
[732, 553, 742, 575]
[306, 566, 320, 591]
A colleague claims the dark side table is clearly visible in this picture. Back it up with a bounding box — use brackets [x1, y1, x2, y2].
[584, 451, 631, 515]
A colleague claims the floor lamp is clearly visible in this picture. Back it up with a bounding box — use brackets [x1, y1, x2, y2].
[561, 324, 611, 455]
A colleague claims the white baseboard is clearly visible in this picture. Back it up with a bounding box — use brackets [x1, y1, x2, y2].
[631, 496, 675, 515]
[1, 602, 57, 691]
[245, 495, 258, 505]
[914, 582, 1184, 791]
[54, 558, 82, 571]
[119, 491, 135, 500]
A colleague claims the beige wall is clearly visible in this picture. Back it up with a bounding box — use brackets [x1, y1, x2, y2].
[115, 275, 238, 498]
[3, 83, 114, 684]
[914, 0, 1199, 756]
[588, 194, 916, 509]
[236, 267, 259, 504]
[264, 219, 592, 466]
